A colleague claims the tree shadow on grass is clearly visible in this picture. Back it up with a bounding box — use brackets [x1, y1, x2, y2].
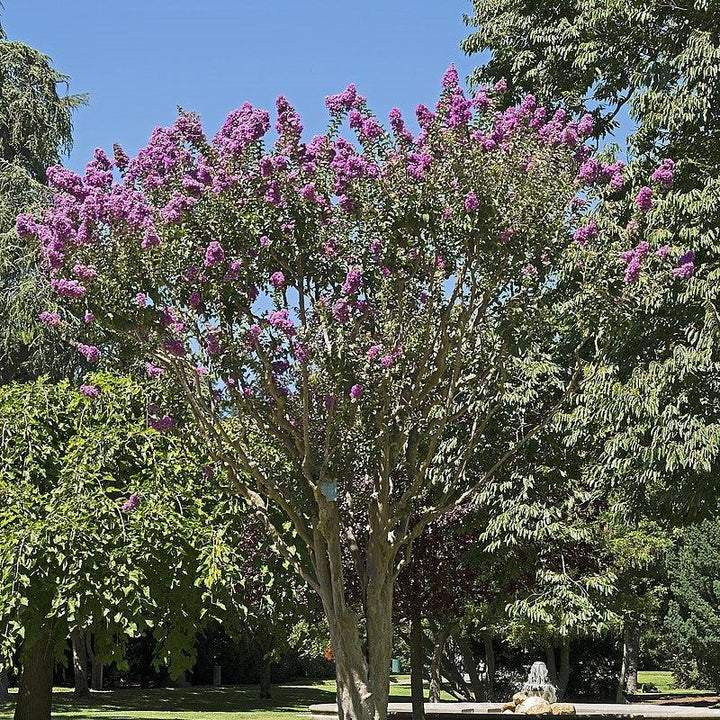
[52, 682, 337, 714]
[0, 681, 422, 719]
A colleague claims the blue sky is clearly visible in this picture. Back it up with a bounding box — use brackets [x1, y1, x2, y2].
[5, 1, 480, 173]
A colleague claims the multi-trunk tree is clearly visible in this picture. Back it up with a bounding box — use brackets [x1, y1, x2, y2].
[19, 67, 684, 720]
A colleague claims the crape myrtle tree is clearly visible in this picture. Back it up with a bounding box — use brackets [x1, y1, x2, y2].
[0, 374, 249, 720]
[18, 69, 681, 720]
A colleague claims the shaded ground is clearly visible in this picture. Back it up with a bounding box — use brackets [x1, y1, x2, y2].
[0, 676, 431, 720]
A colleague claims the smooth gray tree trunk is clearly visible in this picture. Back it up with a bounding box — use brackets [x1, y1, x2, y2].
[483, 632, 495, 701]
[71, 630, 90, 696]
[409, 610, 425, 720]
[14, 631, 54, 720]
[428, 629, 448, 704]
[616, 624, 640, 701]
[626, 626, 639, 694]
[557, 639, 570, 700]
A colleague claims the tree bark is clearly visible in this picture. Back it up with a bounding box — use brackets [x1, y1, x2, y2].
[13, 630, 54, 720]
[409, 609, 425, 720]
[71, 629, 90, 696]
[616, 624, 640, 701]
[428, 628, 448, 704]
[625, 625, 639, 695]
[91, 659, 103, 691]
[557, 639, 570, 700]
[314, 508, 395, 720]
[259, 635, 274, 699]
[0, 669, 8, 701]
[483, 632, 495, 702]
[456, 636, 484, 701]
[545, 645, 558, 685]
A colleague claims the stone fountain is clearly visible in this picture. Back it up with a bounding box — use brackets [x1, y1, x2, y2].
[309, 657, 720, 720]
[501, 661, 575, 715]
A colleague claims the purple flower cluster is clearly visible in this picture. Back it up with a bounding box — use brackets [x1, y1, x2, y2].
[79, 384, 100, 398]
[332, 298, 351, 323]
[622, 241, 650, 283]
[204, 240, 225, 267]
[245, 324, 262, 347]
[573, 220, 598, 246]
[122, 493, 140, 512]
[213, 102, 271, 158]
[464, 192, 480, 213]
[38, 311, 61, 327]
[349, 384, 363, 399]
[159, 192, 196, 224]
[330, 138, 378, 193]
[51, 278, 87, 299]
[145, 362, 164, 378]
[270, 271, 286, 290]
[342, 267, 363, 295]
[77, 344, 100, 363]
[205, 332, 222, 356]
[325, 84, 359, 114]
[163, 339, 186, 357]
[673, 249, 695, 279]
[267, 309, 296, 337]
[148, 407, 176, 432]
[635, 186, 653, 212]
[275, 95, 303, 152]
[406, 152, 432, 181]
[651, 159, 675, 189]
[389, 108, 413, 143]
[576, 159, 625, 188]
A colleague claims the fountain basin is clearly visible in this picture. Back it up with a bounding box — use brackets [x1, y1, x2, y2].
[308, 703, 720, 720]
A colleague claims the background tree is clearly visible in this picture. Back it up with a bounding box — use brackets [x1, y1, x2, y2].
[665, 520, 720, 693]
[0, 18, 86, 383]
[463, 0, 720, 524]
[0, 374, 248, 720]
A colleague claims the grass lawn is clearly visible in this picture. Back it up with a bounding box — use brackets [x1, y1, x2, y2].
[637, 670, 711, 695]
[0, 675, 441, 720]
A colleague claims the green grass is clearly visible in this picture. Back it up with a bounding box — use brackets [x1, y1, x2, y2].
[637, 670, 712, 695]
[0, 675, 439, 720]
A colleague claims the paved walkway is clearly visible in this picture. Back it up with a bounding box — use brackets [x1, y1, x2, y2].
[309, 702, 720, 719]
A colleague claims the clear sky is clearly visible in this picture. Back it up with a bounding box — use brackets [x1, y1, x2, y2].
[4, 1, 480, 173]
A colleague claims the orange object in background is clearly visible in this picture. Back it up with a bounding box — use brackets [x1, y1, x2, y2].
[324, 645, 333, 661]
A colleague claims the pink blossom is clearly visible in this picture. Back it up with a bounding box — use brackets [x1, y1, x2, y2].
[78, 344, 100, 363]
[79, 384, 100, 398]
[38, 311, 61, 327]
[270, 271, 286, 289]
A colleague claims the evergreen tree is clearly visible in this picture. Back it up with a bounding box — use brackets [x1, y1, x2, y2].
[0, 19, 86, 382]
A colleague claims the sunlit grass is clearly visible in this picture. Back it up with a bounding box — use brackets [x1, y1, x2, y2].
[0, 675, 446, 720]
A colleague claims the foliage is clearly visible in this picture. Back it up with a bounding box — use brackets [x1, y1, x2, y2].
[0, 23, 87, 382]
[665, 520, 720, 692]
[0, 374, 244, 678]
[463, 0, 720, 523]
[17, 66, 688, 719]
